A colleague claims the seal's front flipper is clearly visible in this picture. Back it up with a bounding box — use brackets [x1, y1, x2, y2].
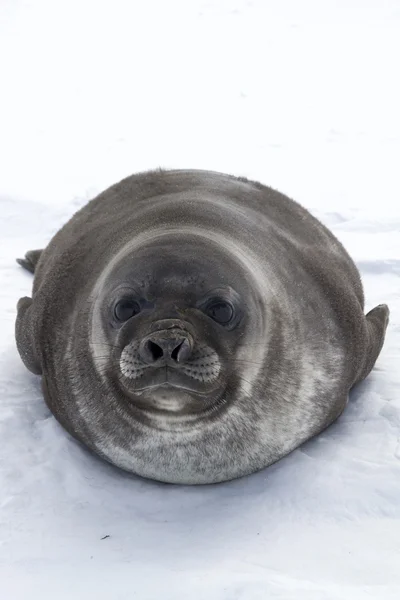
[15, 296, 42, 375]
[16, 249, 43, 274]
[357, 304, 390, 384]
[15, 250, 44, 374]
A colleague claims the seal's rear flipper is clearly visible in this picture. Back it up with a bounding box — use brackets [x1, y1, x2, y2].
[16, 249, 43, 274]
[356, 304, 390, 384]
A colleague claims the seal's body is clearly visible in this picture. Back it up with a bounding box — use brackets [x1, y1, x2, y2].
[15, 169, 389, 484]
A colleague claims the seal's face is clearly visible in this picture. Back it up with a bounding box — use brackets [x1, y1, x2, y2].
[91, 234, 260, 422]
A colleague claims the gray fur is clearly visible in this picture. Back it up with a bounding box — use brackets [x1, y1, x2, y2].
[15, 169, 389, 484]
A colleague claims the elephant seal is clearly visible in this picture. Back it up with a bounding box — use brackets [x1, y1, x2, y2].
[15, 169, 389, 484]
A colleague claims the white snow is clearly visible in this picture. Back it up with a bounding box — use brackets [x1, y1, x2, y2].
[1, 0, 400, 598]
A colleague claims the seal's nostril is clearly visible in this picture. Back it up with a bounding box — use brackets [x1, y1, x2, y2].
[172, 337, 191, 363]
[171, 340, 184, 362]
[147, 340, 164, 362]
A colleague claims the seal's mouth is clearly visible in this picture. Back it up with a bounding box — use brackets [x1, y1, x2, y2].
[132, 375, 211, 396]
[121, 363, 220, 399]
[118, 353, 224, 415]
[120, 374, 221, 415]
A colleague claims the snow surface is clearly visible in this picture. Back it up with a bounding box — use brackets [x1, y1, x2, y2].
[1, 1, 400, 598]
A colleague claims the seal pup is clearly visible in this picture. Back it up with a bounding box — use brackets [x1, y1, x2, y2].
[15, 169, 389, 484]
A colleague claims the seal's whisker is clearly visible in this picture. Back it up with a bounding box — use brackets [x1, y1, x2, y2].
[229, 359, 265, 366]
[88, 342, 122, 351]
[92, 355, 120, 363]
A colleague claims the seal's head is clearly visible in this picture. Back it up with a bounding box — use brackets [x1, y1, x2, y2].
[90, 232, 265, 423]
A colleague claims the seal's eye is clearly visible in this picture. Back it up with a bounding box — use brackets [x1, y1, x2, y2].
[205, 300, 234, 325]
[114, 299, 141, 322]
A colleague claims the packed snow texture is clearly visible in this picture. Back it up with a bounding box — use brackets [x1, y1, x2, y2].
[1, 1, 400, 598]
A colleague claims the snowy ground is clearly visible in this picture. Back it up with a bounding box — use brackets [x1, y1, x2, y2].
[1, 1, 400, 598]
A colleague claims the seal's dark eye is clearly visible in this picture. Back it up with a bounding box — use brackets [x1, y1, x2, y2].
[114, 299, 141, 322]
[205, 300, 234, 325]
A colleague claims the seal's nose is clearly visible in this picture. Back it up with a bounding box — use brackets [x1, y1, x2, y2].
[139, 330, 192, 365]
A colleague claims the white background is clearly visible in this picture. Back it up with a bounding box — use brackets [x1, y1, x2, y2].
[1, 1, 399, 598]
